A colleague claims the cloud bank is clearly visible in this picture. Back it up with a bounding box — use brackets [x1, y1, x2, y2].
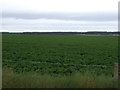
[3, 12, 117, 21]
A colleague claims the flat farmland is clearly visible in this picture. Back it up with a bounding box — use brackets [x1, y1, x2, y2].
[2, 34, 118, 76]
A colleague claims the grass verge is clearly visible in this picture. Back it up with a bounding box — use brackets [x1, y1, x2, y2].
[2, 68, 118, 88]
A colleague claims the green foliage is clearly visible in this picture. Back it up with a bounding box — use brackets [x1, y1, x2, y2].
[2, 34, 118, 75]
[3, 68, 118, 88]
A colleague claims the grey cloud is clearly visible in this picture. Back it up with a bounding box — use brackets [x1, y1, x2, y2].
[2, 12, 117, 21]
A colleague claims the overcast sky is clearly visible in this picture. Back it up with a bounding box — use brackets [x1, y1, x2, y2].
[0, 0, 119, 32]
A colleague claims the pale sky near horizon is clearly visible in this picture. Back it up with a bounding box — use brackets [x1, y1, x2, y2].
[0, 0, 119, 32]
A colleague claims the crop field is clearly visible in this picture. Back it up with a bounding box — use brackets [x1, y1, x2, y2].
[2, 34, 118, 76]
[2, 34, 119, 88]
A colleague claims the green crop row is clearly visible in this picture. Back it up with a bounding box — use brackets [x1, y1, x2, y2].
[2, 34, 119, 76]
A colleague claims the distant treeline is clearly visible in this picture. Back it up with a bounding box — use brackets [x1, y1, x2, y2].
[1, 32, 120, 35]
